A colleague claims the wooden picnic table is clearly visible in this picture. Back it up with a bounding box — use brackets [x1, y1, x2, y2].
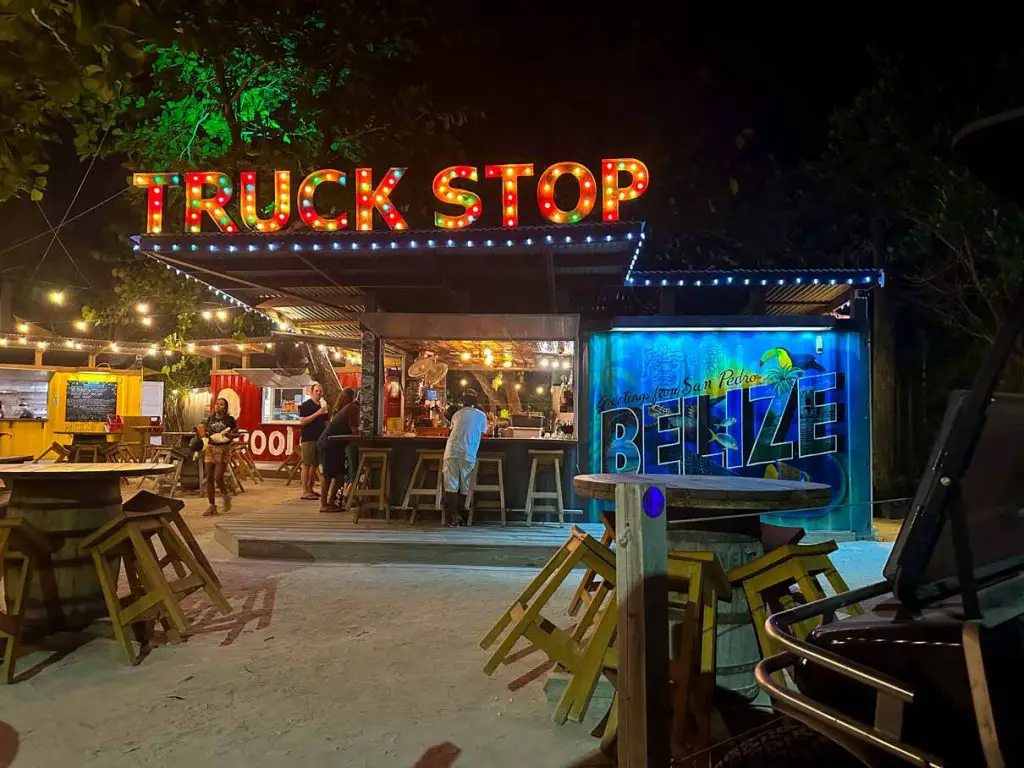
[0, 463, 173, 635]
[573, 472, 832, 768]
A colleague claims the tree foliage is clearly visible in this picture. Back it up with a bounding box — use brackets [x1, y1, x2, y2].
[0, 0, 158, 201]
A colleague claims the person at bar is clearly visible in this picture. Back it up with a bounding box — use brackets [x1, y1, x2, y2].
[442, 389, 488, 527]
[318, 387, 359, 512]
[297, 382, 328, 501]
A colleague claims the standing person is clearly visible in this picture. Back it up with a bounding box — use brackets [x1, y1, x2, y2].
[297, 382, 328, 500]
[318, 387, 360, 512]
[200, 397, 238, 516]
[442, 389, 488, 527]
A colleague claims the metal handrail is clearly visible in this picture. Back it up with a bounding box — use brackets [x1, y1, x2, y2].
[764, 580, 915, 702]
[755, 653, 945, 767]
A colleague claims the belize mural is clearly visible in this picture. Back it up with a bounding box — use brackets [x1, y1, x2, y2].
[587, 329, 872, 535]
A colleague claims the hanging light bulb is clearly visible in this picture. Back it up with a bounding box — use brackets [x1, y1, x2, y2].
[17, 323, 28, 333]
[75, 320, 89, 332]
[140, 316, 153, 327]
[461, 351, 471, 361]
[49, 290, 65, 305]
[536, 386, 544, 395]
[201, 310, 212, 320]
[135, 302, 149, 314]
[215, 309, 228, 321]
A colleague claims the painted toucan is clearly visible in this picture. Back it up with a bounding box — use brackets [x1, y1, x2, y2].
[759, 347, 825, 372]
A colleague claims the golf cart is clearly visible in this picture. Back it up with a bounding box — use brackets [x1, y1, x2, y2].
[754, 109, 1024, 768]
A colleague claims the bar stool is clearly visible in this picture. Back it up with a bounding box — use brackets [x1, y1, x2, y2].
[278, 448, 302, 485]
[524, 450, 565, 526]
[727, 540, 862, 662]
[467, 453, 506, 526]
[0, 518, 53, 683]
[567, 520, 614, 616]
[80, 507, 231, 665]
[481, 526, 615, 675]
[71, 443, 103, 462]
[33, 441, 71, 463]
[348, 448, 392, 523]
[403, 450, 444, 524]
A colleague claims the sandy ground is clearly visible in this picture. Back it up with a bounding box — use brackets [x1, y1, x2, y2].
[1, 477, 894, 768]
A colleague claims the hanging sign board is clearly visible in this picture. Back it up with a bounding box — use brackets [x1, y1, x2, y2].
[130, 159, 649, 234]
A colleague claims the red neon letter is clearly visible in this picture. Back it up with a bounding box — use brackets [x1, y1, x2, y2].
[601, 158, 649, 221]
[485, 164, 534, 227]
[536, 162, 596, 224]
[132, 172, 181, 234]
[241, 170, 291, 232]
[185, 171, 239, 233]
[297, 169, 348, 230]
[433, 166, 480, 229]
[355, 168, 408, 231]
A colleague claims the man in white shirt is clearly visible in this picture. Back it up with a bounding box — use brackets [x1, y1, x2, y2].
[443, 389, 488, 527]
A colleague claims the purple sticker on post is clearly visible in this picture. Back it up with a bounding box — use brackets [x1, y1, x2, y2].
[642, 486, 665, 519]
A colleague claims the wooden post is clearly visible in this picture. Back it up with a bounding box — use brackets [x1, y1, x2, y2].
[615, 481, 670, 768]
[241, 354, 251, 369]
[211, 356, 220, 371]
[87, 353, 97, 368]
[34, 348, 43, 367]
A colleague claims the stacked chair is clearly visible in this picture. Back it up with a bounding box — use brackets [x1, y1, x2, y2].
[1, 491, 231, 678]
[481, 522, 852, 758]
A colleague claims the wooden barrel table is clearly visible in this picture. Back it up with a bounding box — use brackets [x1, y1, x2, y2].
[0, 463, 173, 636]
[573, 473, 832, 702]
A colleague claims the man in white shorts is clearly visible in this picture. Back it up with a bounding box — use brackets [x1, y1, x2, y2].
[442, 389, 488, 527]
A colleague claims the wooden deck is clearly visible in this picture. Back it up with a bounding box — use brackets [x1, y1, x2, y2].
[214, 500, 604, 566]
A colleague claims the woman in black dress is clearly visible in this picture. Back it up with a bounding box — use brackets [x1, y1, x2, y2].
[318, 388, 358, 511]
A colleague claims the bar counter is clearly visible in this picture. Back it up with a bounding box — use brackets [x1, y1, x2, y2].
[330, 435, 581, 521]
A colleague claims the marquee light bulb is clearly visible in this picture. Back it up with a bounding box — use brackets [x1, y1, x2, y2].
[485, 163, 534, 227]
[355, 167, 408, 231]
[297, 169, 347, 230]
[433, 166, 480, 229]
[241, 170, 291, 232]
[185, 171, 238, 233]
[601, 158, 650, 221]
[133, 172, 180, 233]
[537, 162, 597, 224]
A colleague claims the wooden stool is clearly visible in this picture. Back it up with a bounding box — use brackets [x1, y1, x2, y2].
[102, 443, 137, 463]
[467, 453, 506, 526]
[348, 448, 392, 523]
[524, 450, 565, 526]
[727, 540, 862, 662]
[567, 517, 614, 616]
[33, 441, 70, 463]
[140, 448, 187, 498]
[403, 450, 444, 524]
[279, 449, 302, 485]
[0, 518, 53, 683]
[481, 526, 615, 675]
[70, 443, 104, 463]
[233, 435, 263, 483]
[80, 509, 231, 665]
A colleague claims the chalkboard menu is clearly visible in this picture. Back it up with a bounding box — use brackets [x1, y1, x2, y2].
[65, 380, 118, 422]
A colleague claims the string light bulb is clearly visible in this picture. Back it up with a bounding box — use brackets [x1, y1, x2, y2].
[215, 309, 228, 321]
[17, 323, 28, 333]
[75, 320, 89, 332]
[136, 302, 149, 314]
[201, 310, 212, 320]
[432, 166, 480, 229]
[49, 290, 65, 305]
[140, 316, 153, 327]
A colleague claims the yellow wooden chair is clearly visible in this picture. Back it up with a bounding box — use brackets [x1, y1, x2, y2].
[567, 522, 614, 618]
[481, 526, 616, 675]
[0, 518, 53, 683]
[80, 510, 231, 665]
[727, 540, 862, 663]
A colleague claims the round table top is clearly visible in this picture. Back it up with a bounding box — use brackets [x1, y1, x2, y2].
[0, 462, 174, 479]
[0, 455, 33, 464]
[573, 473, 832, 510]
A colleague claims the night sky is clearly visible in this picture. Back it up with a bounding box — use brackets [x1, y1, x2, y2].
[0, 3, 942, 312]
